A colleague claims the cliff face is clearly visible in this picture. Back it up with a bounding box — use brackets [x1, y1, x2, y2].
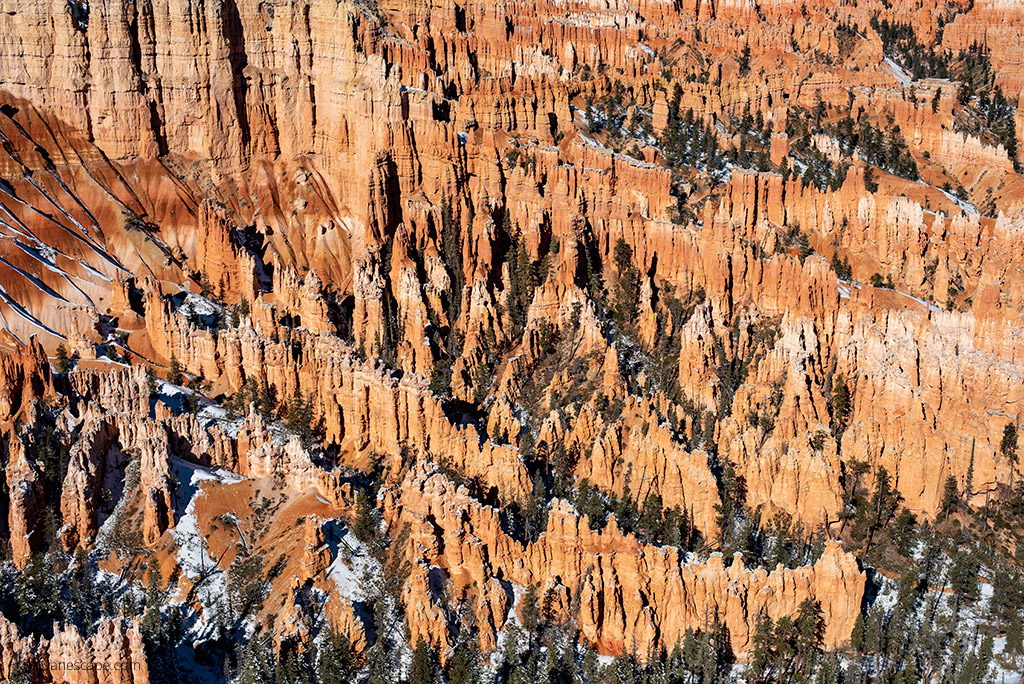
[0, 615, 149, 684]
[0, 0, 1022, 678]
[385, 465, 864, 659]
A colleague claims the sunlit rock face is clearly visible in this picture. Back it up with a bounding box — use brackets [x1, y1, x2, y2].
[0, 0, 1022, 678]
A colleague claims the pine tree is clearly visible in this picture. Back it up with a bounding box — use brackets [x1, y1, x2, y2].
[317, 626, 356, 684]
[440, 196, 464, 324]
[1006, 616, 1024, 665]
[520, 583, 542, 645]
[472, 358, 493, 403]
[949, 550, 981, 607]
[580, 649, 601, 681]
[199, 270, 213, 296]
[286, 392, 317, 443]
[448, 642, 481, 684]
[6, 659, 32, 684]
[55, 343, 71, 373]
[1001, 422, 1018, 461]
[228, 549, 267, 620]
[256, 377, 275, 417]
[505, 219, 534, 337]
[801, 165, 818, 188]
[352, 491, 377, 543]
[991, 568, 1024, 639]
[140, 557, 164, 641]
[940, 475, 959, 518]
[850, 612, 866, 652]
[523, 474, 548, 543]
[236, 632, 276, 684]
[749, 614, 775, 682]
[16, 553, 61, 633]
[863, 166, 878, 193]
[278, 649, 311, 684]
[585, 94, 602, 133]
[68, 548, 98, 634]
[794, 598, 823, 675]
[827, 374, 851, 432]
[612, 238, 639, 325]
[636, 493, 663, 543]
[831, 253, 852, 280]
[865, 466, 902, 551]
[167, 355, 184, 385]
[409, 637, 434, 684]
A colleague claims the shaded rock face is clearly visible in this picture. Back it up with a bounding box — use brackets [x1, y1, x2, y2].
[0, 0, 1022, 677]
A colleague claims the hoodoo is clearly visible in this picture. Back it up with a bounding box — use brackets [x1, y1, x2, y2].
[0, 0, 1021, 681]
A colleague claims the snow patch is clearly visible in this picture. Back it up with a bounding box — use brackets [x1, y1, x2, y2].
[170, 459, 239, 638]
[939, 188, 979, 216]
[324, 521, 377, 603]
[883, 58, 912, 87]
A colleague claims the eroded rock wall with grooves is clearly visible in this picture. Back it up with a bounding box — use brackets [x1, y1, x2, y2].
[0, 0, 1022, 678]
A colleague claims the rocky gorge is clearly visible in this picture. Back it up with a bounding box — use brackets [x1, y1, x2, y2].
[0, 0, 1021, 681]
